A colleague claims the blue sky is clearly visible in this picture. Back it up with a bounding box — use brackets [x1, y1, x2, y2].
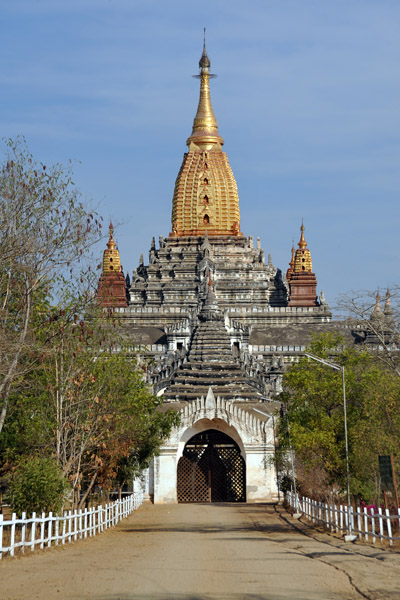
[1, 0, 399, 310]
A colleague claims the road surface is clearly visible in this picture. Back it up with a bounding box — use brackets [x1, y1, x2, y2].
[1, 502, 399, 599]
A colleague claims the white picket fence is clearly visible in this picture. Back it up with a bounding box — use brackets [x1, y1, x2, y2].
[286, 491, 400, 546]
[0, 489, 143, 559]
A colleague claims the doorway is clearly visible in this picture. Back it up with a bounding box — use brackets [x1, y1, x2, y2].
[177, 429, 246, 503]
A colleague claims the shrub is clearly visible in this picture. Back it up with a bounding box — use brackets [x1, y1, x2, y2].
[8, 456, 68, 516]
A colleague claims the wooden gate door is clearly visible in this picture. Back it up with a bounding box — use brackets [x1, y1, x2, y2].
[177, 429, 246, 503]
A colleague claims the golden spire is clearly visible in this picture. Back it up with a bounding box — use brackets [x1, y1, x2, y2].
[385, 289, 391, 310]
[375, 290, 381, 312]
[102, 222, 122, 274]
[298, 222, 307, 249]
[170, 35, 241, 237]
[290, 242, 295, 267]
[186, 29, 224, 150]
[286, 241, 295, 281]
[293, 222, 313, 272]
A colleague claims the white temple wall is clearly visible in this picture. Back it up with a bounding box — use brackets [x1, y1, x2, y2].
[245, 447, 278, 502]
[153, 449, 178, 504]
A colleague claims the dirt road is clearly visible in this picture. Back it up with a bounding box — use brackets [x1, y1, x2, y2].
[1, 502, 399, 600]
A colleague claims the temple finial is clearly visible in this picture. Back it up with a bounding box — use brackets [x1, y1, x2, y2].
[186, 32, 223, 150]
[299, 222, 307, 250]
[106, 221, 116, 251]
[286, 240, 296, 281]
[199, 28, 210, 70]
[375, 290, 381, 311]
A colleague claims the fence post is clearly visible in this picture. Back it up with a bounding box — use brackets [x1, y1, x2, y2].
[39, 512, 45, 550]
[31, 512, 36, 551]
[99, 505, 102, 533]
[10, 513, 16, 557]
[95, 507, 98, 536]
[363, 507, 368, 541]
[334, 503, 338, 532]
[21, 511, 26, 554]
[62, 511, 67, 544]
[356, 507, 361, 537]
[385, 509, 392, 547]
[339, 505, 343, 533]
[74, 510, 78, 542]
[0, 513, 3, 560]
[47, 512, 53, 548]
[55, 515, 59, 546]
[68, 510, 72, 543]
[378, 508, 384, 542]
[371, 508, 376, 544]
[78, 509, 83, 539]
[84, 508, 88, 539]
[349, 505, 354, 537]
[329, 503, 334, 532]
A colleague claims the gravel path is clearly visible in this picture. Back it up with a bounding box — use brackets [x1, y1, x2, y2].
[1, 502, 399, 600]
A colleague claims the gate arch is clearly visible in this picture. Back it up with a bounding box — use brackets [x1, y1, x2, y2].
[177, 429, 246, 503]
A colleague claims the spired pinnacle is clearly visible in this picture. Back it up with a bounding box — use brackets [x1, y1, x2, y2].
[199, 28, 211, 69]
[170, 36, 241, 237]
[298, 223, 308, 250]
[186, 31, 224, 150]
[106, 221, 116, 251]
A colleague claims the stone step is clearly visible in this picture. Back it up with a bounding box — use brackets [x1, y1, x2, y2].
[178, 363, 242, 372]
[163, 386, 262, 401]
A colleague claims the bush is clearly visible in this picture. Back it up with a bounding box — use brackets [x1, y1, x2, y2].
[8, 456, 68, 516]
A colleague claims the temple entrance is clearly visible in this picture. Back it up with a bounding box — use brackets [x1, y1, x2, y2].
[177, 429, 246, 503]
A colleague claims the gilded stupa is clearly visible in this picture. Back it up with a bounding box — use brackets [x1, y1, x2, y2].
[287, 223, 318, 307]
[97, 223, 127, 308]
[171, 35, 241, 237]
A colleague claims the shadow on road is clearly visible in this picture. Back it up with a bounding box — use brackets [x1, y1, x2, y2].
[120, 522, 292, 534]
[91, 593, 359, 600]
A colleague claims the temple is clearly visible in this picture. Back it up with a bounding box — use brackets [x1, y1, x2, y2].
[97, 223, 128, 309]
[97, 39, 337, 503]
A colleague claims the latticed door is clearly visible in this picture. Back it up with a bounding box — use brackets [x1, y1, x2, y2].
[177, 429, 246, 503]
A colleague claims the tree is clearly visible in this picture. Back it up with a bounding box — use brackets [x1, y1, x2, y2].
[0, 137, 103, 434]
[277, 333, 400, 503]
[1, 306, 179, 509]
[337, 288, 400, 376]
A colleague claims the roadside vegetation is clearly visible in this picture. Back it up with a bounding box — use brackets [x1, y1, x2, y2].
[0, 138, 178, 515]
[277, 331, 400, 506]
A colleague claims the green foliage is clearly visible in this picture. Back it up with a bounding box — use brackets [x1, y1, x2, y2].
[8, 456, 68, 516]
[0, 138, 178, 509]
[1, 305, 179, 508]
[0, 137, 103, 435]
[278, 333, 400, 503]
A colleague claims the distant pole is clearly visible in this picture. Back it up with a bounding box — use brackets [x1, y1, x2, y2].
[305, 353, 355, 539]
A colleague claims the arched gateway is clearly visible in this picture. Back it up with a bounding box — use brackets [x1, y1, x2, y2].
[177, 429, 246, 502]
[144, 390, 278, 504]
